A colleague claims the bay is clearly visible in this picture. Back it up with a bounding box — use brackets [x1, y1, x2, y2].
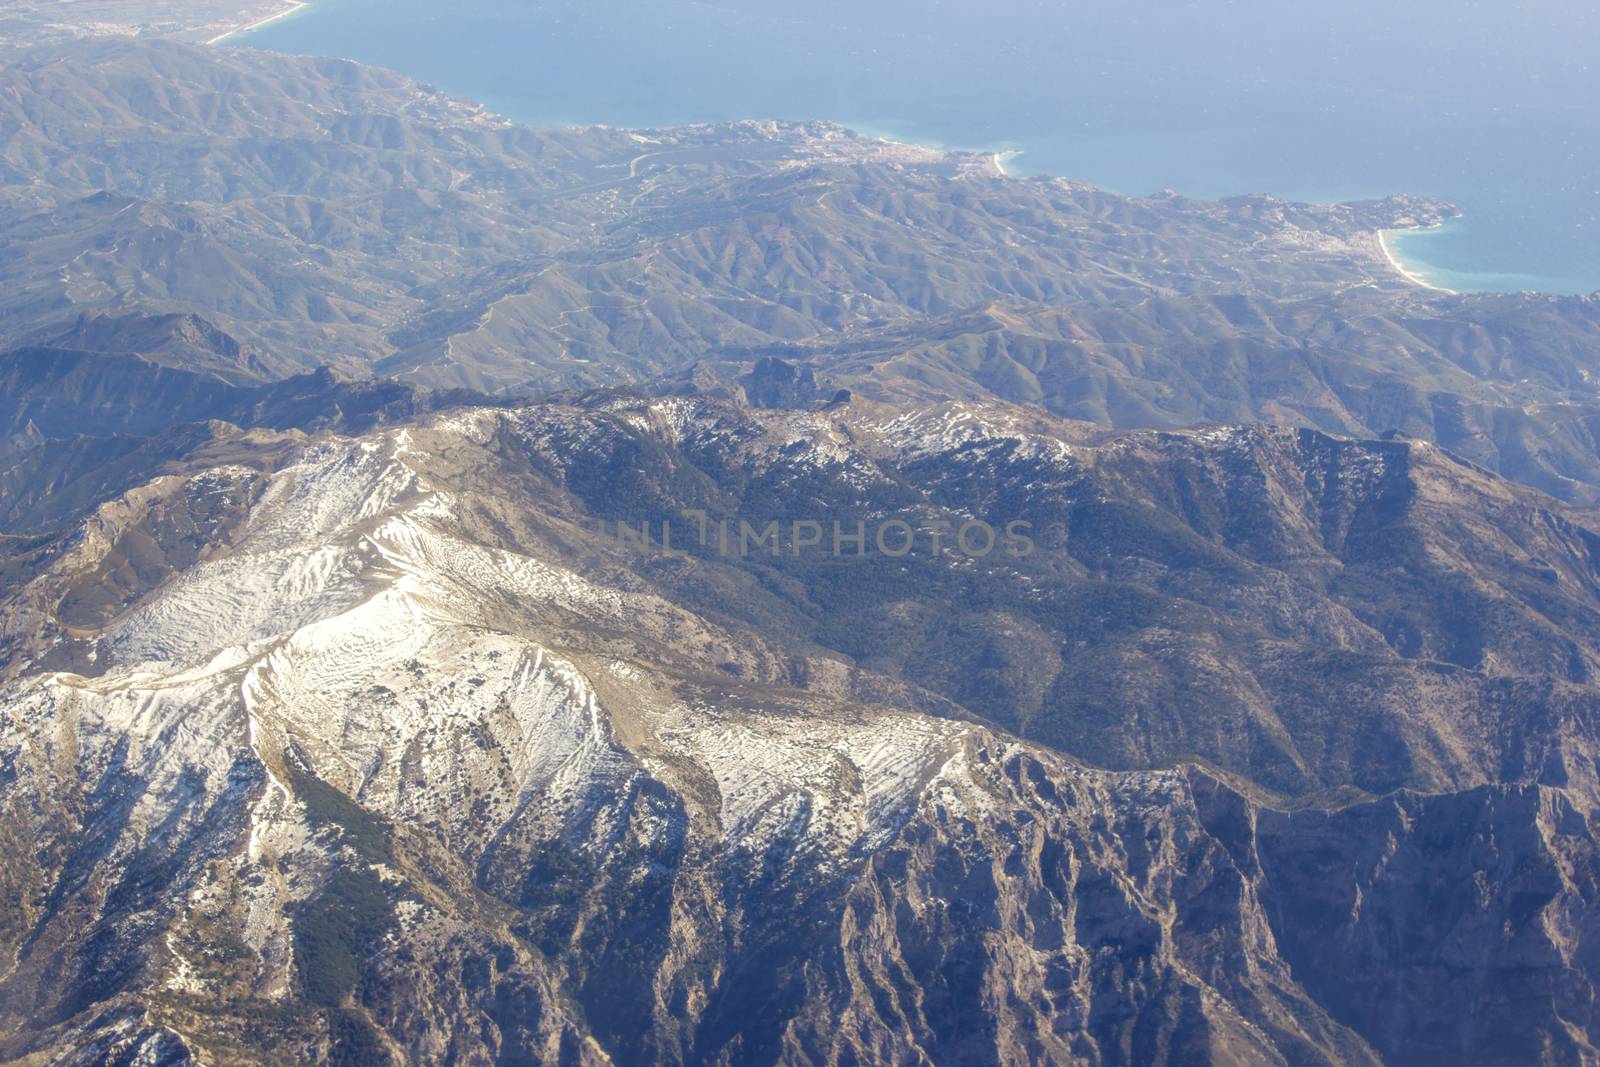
[234, 0, 1600, 295]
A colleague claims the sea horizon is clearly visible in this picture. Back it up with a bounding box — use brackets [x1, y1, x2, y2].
[231, 0, 1600, 297]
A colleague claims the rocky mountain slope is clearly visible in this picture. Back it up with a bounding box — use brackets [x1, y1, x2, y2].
[7, 41, 1600, 502]
[4, 20, 1600, 1066]
[2, 391, 1599, 1064]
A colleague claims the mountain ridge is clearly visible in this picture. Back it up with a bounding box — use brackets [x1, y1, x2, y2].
[3, 22, 1600, 1065]
[9, 41, 1600, 505]
[4, 391, 1600, 1063]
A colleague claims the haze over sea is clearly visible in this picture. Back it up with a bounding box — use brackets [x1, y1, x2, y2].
[238, 0, 1600, 295]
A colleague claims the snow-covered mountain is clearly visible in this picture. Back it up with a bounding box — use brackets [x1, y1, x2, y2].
[4, 395, 1599, 1064]
[7, 28, 1600, 1065]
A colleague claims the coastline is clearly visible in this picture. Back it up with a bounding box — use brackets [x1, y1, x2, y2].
[845, 122, 1019, 178]
[1378, 227, 1458, 295]
[208, 1, 309, 45]
[992, 149, 1022, 177]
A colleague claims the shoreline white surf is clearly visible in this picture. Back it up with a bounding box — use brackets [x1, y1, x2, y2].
[992, 149, 1022, 177]
[844, 122, 1020, 178]
[1379, 227, 1458, 295]
[208, 1, 310, 45]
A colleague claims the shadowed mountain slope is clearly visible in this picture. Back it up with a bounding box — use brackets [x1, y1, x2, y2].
[5, 25, 1600, 1066]
[7, 42, 1600, 501]
[2, 393, 1600, 1063]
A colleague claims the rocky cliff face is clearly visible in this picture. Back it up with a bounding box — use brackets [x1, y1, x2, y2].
[2, 396, 1599, 1065]
[5, 26, 1600, 1067]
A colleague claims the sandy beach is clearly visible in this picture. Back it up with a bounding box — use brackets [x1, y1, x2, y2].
[1378, 228, 1458, 295]
[992, 149, 1021, 177]
[208, 1, 309, 45]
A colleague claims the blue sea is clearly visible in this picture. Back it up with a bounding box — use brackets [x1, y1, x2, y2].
[235, 0, 1600, 295]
